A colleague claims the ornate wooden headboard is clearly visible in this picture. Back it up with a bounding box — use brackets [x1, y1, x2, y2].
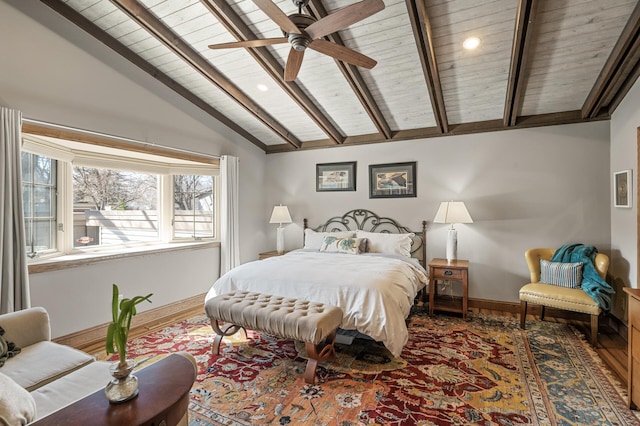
[303, 209, 427, 267]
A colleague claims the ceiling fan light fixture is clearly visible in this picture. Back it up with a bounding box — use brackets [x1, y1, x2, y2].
[463, 36, 481, 50]
[289, 33, 311, 51]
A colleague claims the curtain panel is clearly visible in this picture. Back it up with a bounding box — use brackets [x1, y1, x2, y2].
[220, 155, 239, 275]
[0, 107, 30, 313]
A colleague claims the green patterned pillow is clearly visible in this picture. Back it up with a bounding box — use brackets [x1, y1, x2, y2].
[539, 259, 584, 288]
[320, 237, 365, 255]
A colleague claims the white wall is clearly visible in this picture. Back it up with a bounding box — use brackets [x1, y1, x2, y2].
[610, 76, 640, 321]
[266, 121, 612, 305]
[0, 0, 268, 337]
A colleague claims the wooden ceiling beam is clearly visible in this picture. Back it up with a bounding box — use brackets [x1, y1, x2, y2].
[504, 0, 538, 127]
[305, 0, 392, 140]
[405, 0, 448, 133]
[265, 109, 608, 153]
[109, 0, 301, 149]
[200, 0, 343, 144]
[39, 0, 268, 151]
[582, 1, 640, 119]
[609, 58, 640, 115]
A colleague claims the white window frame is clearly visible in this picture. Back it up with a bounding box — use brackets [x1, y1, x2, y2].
[21, 135, 220, 262]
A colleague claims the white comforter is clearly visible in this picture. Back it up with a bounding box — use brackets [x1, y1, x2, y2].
[205, 250, 428, 357]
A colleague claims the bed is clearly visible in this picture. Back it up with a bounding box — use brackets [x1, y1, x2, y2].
[205, 209, 428, 357]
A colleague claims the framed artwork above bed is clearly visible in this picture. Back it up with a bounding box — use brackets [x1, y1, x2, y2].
[369, 162, 416, 198]
[316, 162, 357, 192]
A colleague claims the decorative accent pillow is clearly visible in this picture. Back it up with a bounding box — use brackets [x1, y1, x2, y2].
[356, 230, 414, 257]
[320, 237, 365, 255]
[304, 229, 356, 250]
[539, 259, 584, 288]
[0, 371, 36, 425]
[0, 326, 21, 368]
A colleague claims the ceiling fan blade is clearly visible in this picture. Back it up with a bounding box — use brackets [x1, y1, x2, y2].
[254, 0, 301, 34]
[284, 48, 305, 81]
[305, 0, 385, 40]
[208, 37, 288, 49]
[308, 39, 377, 69]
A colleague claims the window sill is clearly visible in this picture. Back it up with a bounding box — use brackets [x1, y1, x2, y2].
[28, 241, 219, 274]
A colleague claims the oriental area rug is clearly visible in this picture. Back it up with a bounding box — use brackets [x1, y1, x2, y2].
[100, 310, 640, 425]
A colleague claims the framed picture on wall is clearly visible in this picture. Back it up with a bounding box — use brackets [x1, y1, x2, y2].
[614, 169, 632, 208]
[316, 161, 357, 191]
[369, 162, 417, 198]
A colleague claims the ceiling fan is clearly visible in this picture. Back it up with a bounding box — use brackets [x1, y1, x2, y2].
[208, 0, 385, 81]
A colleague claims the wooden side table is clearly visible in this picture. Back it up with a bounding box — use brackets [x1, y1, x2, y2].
[31, 353, 195, 426]
[258, 250, 288, 259]
[428, 258, 469, 320]
[623, 287, 640, 409]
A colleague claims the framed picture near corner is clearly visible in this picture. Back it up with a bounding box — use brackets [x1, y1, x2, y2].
[369, 162, 416, 198]
[316, 161, 357, 191]
[614, 169, 632, 208]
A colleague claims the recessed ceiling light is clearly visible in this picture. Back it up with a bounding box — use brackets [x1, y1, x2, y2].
[257, 84, 269, 92]
[463, 37, 481, 50]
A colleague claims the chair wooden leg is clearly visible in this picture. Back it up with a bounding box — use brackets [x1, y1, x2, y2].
[540, 306, 546, 321]
[519, 300, 527, 329]
[590, 314, 599, 347]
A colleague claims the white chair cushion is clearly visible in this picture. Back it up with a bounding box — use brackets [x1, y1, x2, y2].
[30, 361, 112, 420]
[1, 341, 94, 391]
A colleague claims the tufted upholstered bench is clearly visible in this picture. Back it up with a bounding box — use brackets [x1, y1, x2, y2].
[205, 291, 343, 384]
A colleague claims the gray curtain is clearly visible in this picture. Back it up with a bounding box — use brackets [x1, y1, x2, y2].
[0, 107, 30, 313]
[220, 155, 239, 275]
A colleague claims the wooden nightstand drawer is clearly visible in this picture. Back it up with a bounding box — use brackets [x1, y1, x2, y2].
[258, 250, 288, 260]
[432, 268, 464, 280]
[630, 294, 640, 330]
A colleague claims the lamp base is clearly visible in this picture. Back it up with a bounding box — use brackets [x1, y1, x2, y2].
[276, 227, 285, 255]
[446, 228, 457, 263]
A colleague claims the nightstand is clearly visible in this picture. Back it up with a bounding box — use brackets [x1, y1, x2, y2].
[258, 250, 288, 260]
[624, 287, 640, 409]
[428, 258, 469, 320]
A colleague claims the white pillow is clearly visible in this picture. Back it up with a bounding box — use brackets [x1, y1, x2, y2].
[356, 230, 414, 257]
[0, 372, 36, 425]
[304, 229, 356, 250]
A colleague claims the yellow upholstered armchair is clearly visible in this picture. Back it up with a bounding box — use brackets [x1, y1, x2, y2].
[519, 248, 609, 346]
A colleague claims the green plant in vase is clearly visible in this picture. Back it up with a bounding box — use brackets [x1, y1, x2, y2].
[104, 284, 152, 403]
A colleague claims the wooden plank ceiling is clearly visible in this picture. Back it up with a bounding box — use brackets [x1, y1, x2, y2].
[42, 0, 640, 153]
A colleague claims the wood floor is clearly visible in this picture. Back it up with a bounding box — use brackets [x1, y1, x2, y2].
[81, 304, 629, 390]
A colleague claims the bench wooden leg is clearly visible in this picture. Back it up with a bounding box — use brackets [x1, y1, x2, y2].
[590, 314, 599, 347]
[304, 358, 319, 384]
[519, 300, 527, 329]
[210, 320, 246, 355]
[303, 329, 338, 384]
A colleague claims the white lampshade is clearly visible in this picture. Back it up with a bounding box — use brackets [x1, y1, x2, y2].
[269, 205, 292, 225]
[433, 201, 473, 225]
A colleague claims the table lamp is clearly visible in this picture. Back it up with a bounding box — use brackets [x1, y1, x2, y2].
[433, 201, 473, 263]
[269, 205, 292, 254]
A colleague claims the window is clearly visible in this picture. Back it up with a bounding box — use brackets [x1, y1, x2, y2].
[21, 152, 57, 257]
[173, 175, 215, 239]
[21, 132, 219, 261]
[73, 167, 159, 247]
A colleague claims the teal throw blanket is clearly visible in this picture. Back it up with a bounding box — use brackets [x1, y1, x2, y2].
[552, 244, 614, 313]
